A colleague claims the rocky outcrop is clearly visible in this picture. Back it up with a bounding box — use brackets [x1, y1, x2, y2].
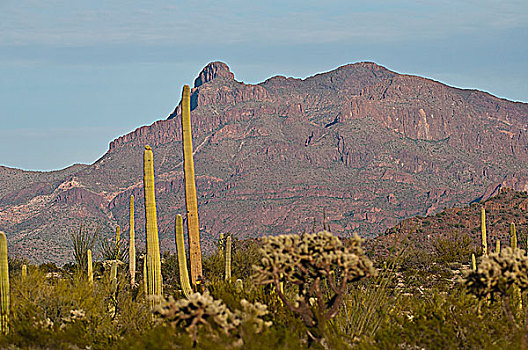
[194, 61, 235, 87]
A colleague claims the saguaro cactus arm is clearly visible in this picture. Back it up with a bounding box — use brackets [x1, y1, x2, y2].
[181, 84, 203, 285]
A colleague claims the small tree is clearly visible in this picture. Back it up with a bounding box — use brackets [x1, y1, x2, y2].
[252, 231, 375, 328]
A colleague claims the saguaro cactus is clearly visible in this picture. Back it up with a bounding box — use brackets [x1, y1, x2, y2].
[510, 223, 517, 249]
[115, 226, 121, 260]
[109, 260, 118, 318]
[181, 84, 203, 285]
[219, 233, 225, 260]
[0, 232, 9, 334]
[129, 195, 136, 286]
[110, 261, 118, 292]
[87, 249, 93, 286]
[143, 255, 148, 299]
[481, 207, 488, 256]
[174, 214, 192, 298]
[510, 223, 522, 310]
[225, 234, 232, 282]
[143, 145, 163, 301]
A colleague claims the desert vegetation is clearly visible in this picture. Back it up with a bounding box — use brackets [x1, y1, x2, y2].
[2, 216, 528, 349]
[1, 84, 528, 349]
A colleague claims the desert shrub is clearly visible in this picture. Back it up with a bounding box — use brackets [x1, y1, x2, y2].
[399, 244, 436, 271]
[99, 229, 128, 263]
[2, 264, 151, 349]
[373, 289, 516, 349]
[161, 252, 183, 297]
[203, 238, 262, 283]
[337, 259, 401, 343]
[7, 256, 29, 276]
[70, 224, 100, 273]
[433, 230, 477, 264]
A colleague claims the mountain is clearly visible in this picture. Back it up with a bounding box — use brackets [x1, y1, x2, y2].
[1, 61, 528, 264]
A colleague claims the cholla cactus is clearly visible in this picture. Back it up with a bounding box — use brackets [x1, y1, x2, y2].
[153, 292, 271, 344]
[154, 292, 238, 340]
[238, 299, 272, 334]
[252, 231, 375, 327]
[462, 247, 528, 299]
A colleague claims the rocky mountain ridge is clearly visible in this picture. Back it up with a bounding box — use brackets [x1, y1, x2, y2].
[1, 61, 528, 264]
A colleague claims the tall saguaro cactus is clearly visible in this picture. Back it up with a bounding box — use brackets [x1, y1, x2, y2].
[143, 145, 163, 301]
[0, 232, 9, 334]
[481, 207, 488, 256]
[174, 214, 192, 298]
[181, 84, 203, 285]
[129, 195, 136, 286]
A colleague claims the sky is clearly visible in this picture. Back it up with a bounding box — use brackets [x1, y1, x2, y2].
[1, 0, 527, 171]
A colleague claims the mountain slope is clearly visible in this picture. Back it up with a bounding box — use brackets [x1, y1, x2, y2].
[1, 61, 528, 264]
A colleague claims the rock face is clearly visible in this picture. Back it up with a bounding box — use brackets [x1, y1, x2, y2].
[194, 61, 235, 87]
[1, 61, 528, 264]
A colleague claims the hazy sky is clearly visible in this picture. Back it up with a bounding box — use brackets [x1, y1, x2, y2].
[1, 0, 527, 171]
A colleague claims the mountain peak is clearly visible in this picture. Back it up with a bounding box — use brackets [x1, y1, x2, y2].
[194, 61, 235, 88]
